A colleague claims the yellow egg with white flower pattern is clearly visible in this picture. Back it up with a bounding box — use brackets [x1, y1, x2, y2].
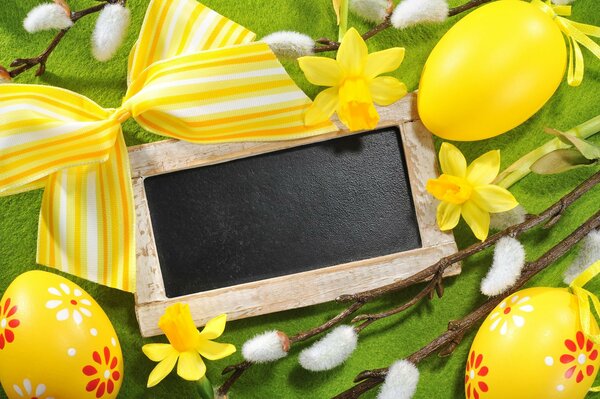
[0, 271, 123, 399]
[466, 287, 600, 399]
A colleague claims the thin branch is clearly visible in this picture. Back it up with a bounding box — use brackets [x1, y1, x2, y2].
[8, 0, 123, 79]
[333, 208, 600, 398]
[219, 170, 600, 395]
[338, 169, 600, 305]
[313, 0, 494, 53]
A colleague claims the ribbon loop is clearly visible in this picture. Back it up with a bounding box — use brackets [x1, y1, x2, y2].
[0, 0, 337, 292]
[532, 0, 600, 87]
[0, 85, 119, 195]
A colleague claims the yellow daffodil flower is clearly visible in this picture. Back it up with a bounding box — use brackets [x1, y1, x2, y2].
[142, 303, 236, 388]
[298, 27, 407, 131]
[426, 143, 519, 241]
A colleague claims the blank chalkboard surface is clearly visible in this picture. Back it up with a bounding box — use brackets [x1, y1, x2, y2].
[144, 127, 422, 298]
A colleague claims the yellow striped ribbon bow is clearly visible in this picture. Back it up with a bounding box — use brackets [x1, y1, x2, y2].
[0, 0, 337, 292]
[570, 260, 600, 345]
[570, 260, 600, 392]
[533, 0, 600, 87]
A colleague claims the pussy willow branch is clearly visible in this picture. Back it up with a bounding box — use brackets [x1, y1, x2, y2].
[219, 170, 600, 396]
[334, 207, 600, 399]
[7, 0, 124, 79]
[313, 0, 495, 53]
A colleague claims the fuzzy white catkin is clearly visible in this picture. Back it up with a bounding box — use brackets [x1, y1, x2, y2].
[298, 325, 357, 371]
[350, 0, 389, 23]
[490, 205, 527, 231]
[563, 230, 600, 284]
[262, 31, 315, 59]
[23, 3, 73, 33]
[377, 360, 420, 399]
[92, 4, 131, 62]
[242, 330, 288, 363]
[481, 237, 526, 297]
[391, 0, 449, 30]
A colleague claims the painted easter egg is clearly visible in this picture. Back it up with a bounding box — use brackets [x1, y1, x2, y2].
[418, 0, 567, 141]
[0, 271, 123, 399]
[466, 287, 600, 399]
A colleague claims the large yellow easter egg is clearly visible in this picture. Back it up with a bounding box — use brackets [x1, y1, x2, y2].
[0, 271, 123, 398]
[418, 0, 567, 141]
[466, 288, 600, 399]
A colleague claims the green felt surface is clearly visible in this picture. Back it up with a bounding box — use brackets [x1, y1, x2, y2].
[1, 0, 600, 398]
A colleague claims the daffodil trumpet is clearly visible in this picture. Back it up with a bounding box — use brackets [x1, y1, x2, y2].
[298, 28, 407, 132]
[142, 304, 236, 389]
[426, 143, 519, 241]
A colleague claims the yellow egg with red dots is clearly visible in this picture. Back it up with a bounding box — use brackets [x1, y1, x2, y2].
[0, 271, 123, 399]
[466, 287, 600, 399]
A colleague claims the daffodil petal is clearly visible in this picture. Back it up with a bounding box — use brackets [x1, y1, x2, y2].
[337, 28, 368, 76]
[471, 185, 519, 213]
[298, 56, 342, 86]
[147, 352, 179, 388]
[199, 314, 227, 340]
[305, 87, 339, 126]
[462, 201, 490, 241]
[437, 202, 461, 231]
[197, 339, 237, 360]
[177, 351, 206, 381]
[467, 150, 500, 185]
[143, 344, 177, 362]
[365, 47, 405, 79]
[439, 143, 467, 178]
[369, 76, 407, 106]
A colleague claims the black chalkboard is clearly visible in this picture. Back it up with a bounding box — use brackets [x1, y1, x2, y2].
[144, 127, 422, 298]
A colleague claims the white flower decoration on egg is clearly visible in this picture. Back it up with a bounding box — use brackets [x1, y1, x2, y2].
[488, 294, 534, 335]
[13, 378, 54, 399]
[45, 283, 93, 325]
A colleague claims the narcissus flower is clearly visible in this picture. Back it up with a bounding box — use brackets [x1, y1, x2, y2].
[298, 28, 407, 131]
[142, 303, 236, 387]
[426, 143, 518, 241]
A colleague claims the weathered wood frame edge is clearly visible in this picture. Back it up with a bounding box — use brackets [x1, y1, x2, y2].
[130, 92, 460, 337]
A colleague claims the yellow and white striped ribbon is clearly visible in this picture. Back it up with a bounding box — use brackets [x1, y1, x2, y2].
[0, 0, 337, 292]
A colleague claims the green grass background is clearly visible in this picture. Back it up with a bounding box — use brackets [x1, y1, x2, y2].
[1, 0, 600, 398]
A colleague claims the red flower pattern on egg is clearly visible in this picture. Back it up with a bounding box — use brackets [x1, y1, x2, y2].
[465, 350, 490, 399]
[0, 298, 20, 350]
[560, 331, 598, 384]
[82, 347, 121, 398]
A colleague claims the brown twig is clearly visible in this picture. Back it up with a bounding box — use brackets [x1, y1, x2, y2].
[313, 0, 494, 53]
[7, 0, 124, 79]
[333, 208, 600, 398]
[218, 170, 600, 396]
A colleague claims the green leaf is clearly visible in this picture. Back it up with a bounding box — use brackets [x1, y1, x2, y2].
[530, 149, 596, 175]
[544, 128, 600, 160]
[195, 376, 215, 399]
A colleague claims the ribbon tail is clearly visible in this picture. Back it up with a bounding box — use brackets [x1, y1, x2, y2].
[38, 128, 136, 292]
[559, 18, 600, 86]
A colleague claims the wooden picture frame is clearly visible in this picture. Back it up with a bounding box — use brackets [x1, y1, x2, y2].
[130, 92, 460, 337]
